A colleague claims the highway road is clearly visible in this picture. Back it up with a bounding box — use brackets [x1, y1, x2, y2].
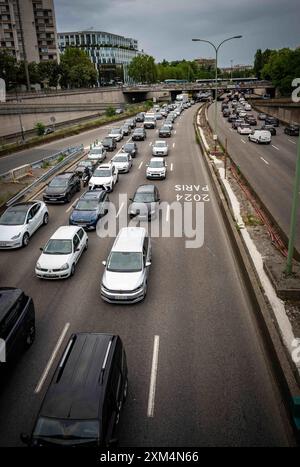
[208, 102, 300, 253]
[0, 105, 293, 446]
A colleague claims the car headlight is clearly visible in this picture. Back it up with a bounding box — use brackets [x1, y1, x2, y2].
[11, 233, 21, 240]
[36, 262, 42, 270]
[60, 263, 69, 271]
[131, 284, 144, 293]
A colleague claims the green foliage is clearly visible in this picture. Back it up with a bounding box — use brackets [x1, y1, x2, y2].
[38, 60, 60, 88]
[0, 50, 18, 88]
[105, 106, 116, 117]
[35, 122, 46, 136]
[259, 47, 300, 95]
[60, 47, 98, 88]
[128, 54, 157, 83]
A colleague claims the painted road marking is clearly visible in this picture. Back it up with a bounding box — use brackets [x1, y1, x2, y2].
[240, 139, 246, 144]
[35, 323, 70, 394]
[147, 335, 160, 418]
[288, 139, 296, 145]
[170, 163, 174, 171]
[166, 204, 170, 222]
[66, 198, 79, 213]
[272, 144, 279, 150]
[174, 130, 177, 135]
[149, 142, 152, 146]
[260, 157, 269, 165]
[138, 161, 144, 169]
[116, 202, 124, 218]
[115, 136, 132, 156]
[172, 142, 175, 149]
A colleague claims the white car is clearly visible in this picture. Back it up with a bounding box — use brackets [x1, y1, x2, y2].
[87, 145, 107, 163]
[111, 153, 132, 173]
[0, 201, 49, 249]
[237, 124, 252, 135]
[244, 103, 252, 111]
[248, 130, 271, 144]
[35, 226, 88, 279]
[89, 163, 118, 191]
[146, 157, 167, 180]
[152, 140, 169, 156]
[238, 110, 247, 118]
[108, 128, 123, 142]
[164, 122, 173, 131]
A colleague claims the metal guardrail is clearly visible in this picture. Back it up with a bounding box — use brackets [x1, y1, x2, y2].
[4, 145, 84, 207]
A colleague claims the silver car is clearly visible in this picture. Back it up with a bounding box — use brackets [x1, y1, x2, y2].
[101, 227, 152, 304]
[111, 153, 133, 173]
[152, 140, 168, 156]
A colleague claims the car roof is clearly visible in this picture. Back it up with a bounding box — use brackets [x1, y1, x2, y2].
[55, 172, 74, 179]
[154, 140, 167, 144]
[150, 157, 165, 162]
[6, 202, 35, 212]
[135, 184, 156, 194]
[80, 190, 105, 200]
[0, 287, 23, 323]
[113, 153, 129, 158]
[96, 163, 112, 169]
[50, 226, 82, 240]
[39, 333, 119, 420]
[113, 227, 146, 252]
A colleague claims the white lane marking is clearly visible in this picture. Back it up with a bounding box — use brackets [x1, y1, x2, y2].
[35, 323, 70, 394]
[260, 157, 269, 165]
[138, 161, 144, 169]
[166, 204, 170, 222]
[288, 139, 296, 145]
[149, 142, 152, 146]
[172, 142, 175, 148]
[174, 130, 177, 135]
[240, 139, 246, 144]
[66, 198, 79, 213]
[170, 163, 173, 171]
[147, 335, 160, 418]
[272, 144, 279, 151]
[114, 136, 132, 156]
[116, 202, 124, 218]
[229, 128, 233, 132]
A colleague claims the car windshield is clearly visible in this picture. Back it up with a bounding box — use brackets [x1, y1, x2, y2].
[33, 417, 99, 440]
[43, 239, 72, 255]
[78, 161, 91, 167]
[110, 129, 120, 134]
[133, 192, 155, 203]
[75, 199, 98, 210]
[89, 149, 103, 155]
[150, 161, 164, 168]
[103, 139, 112, 144]
[135, 129, 143, 133]
[49, 178, 68, 188]
[124, 144, 134, 151]
[107, 251, 142, 272]
[113, 156, 128, 163]
[93, 169, 111, 177]
[0, 209, 27, 225]
[155, 142, 166, 147]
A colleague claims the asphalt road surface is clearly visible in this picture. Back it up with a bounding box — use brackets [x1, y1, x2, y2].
[0, 105, 293, 446]
[208, 102, 300, 253]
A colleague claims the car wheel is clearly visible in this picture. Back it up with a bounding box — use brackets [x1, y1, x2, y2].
[143, 281, 148, 298]
[66, 193, 71, 203]
[76, 183, 81, 192]
[25, 322, 35, 348]
[43, 212, 49, 225]
[22, 232, 30, 247]
[84, 240, 88, 251]
[70, 263, 76, 276]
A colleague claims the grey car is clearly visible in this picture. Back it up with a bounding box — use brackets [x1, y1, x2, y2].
[129, 185, 160, 221]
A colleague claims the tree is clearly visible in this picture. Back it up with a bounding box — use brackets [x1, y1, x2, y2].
[261, 48, 300, 95]
[254, 49, 263, 78]
[60, 47, 98, 88]
[128, 54, 157, 83]
[38, 60, 60, 88]
[0, 50, 18, 89]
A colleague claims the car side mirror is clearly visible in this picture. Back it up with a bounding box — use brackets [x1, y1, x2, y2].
[20, 433, 30, 445]
[76, 248, 80, 252]
[146, 261, 151, 267]
[72, 204, 76, 208]
[40, 247, 44, 251]
[129, 197, 133, 201]
[28, 218, 33, 224]
[102, 260, 107, 266]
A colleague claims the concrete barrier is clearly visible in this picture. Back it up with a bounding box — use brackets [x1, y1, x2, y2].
[10, 164, 32, 182]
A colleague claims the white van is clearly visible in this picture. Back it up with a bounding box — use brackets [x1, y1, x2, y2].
[248, 130, 271, 144]
[101, 227, 152, 304]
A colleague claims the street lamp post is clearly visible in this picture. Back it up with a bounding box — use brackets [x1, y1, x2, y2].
[192, 35, 242, 151]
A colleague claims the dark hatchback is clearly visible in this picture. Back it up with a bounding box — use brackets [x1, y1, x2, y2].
[265, 116, 279, 127]
[132, 128, 146, 141]
[21, 333, 128, 447]
[261, 124, 277, 135]
[0, 287, 35, 368]
[69, 190, 109, 230]
[102, 137, 117, 151]
[284, 125, 299, 136]
[158, 126, 171, 138]
[129, 184, 160, 221]
[122, 142, 137, 158]
[43, 172, 81, 204]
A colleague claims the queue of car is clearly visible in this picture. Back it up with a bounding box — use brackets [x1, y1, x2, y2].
[0, 98, 194, 446]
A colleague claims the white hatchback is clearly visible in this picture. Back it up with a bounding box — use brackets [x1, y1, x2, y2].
[152, 140, 169, 156]
[35, 226, 88, 279]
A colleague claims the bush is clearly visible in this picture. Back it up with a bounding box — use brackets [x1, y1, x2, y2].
[105, 106, 116, 117]
[35, 122, 46, 136]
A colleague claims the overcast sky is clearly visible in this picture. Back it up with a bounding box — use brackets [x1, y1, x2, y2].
[54, 0, 300, 66]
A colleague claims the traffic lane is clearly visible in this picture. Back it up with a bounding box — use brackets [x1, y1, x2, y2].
[209, 104, 300, 251]
[140, 109, 289, 446]
[122, 107, 290, 446]
[0, 114, 137, 173]
[0, 113, 175, 445]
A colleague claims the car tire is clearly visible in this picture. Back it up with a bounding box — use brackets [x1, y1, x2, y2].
[66, 193, 71, 203]
[22, 232, 30, 247]
[76, 183, 81, 193]
[84, 240, 88, 251]
[70, 263, 75, 276]
[43, 212, 49, 225]
[25, 322, 35, 349]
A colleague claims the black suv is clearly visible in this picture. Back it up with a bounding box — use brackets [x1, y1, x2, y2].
[102, 137, 117, 151]
[0, 288, 35, 367]
[21, 333, 128, 447]
[284, 125, 299, 136]
[132, 128, 146, 141]
[43, 172, 80, 203]
[265, 116, 279, 127]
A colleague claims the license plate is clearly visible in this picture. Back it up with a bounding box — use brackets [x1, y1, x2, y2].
[115, 295, 127, 300]
[0, 242, 8, 246]
[49, 198, 57, 201]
